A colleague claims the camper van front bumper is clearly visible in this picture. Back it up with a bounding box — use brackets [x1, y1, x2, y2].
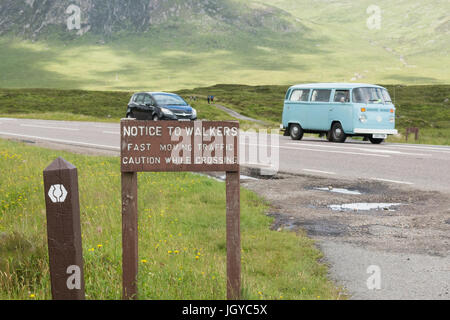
[354, 128, 398, 135]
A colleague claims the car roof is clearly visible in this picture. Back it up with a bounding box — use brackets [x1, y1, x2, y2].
[289, 83, 385, 90]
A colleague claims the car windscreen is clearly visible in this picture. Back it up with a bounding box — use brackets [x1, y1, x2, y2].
[152, 94, 187, 106]
[381, 89, 393, 104]
[353, 87, 391, 104]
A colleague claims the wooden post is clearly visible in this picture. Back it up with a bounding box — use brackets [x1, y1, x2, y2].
[121, 172, 138, 300]
[406, 127, 420, 142]
[226, 171, 241, 300]
[43, 157, 85, 300]
[120, 120, 240, 300]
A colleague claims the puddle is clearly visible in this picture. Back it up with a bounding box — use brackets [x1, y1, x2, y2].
[300, 220, 349, 236]
[315, 187, 362, 195]
[329, 203, 402, 212]
[268, 213, 349, 237]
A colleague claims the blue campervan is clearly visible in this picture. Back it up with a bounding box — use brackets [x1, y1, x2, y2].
[281, 83, 398, 144]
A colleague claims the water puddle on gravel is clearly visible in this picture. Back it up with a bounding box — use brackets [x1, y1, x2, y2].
[315, 187, 362, 195]
[329, 203, 402, 212]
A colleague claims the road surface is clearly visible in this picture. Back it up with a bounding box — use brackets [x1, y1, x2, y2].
[1, 117, 449, 192]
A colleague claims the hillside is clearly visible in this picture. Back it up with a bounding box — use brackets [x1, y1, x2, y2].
[0, 0, 300, 38]
[0, 0, 448, 90]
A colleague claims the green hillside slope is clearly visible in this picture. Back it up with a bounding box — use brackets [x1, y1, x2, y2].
[0, 0, 448, 90]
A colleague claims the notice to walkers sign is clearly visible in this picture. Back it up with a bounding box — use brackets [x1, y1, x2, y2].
[120, 119, 241, 300]
[120, 120, 239, 173]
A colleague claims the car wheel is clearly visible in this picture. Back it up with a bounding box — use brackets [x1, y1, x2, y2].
[127, 112, 135, 119]
[330, 123, 347, 143]
[153, 114, 160, 121]
[290, 124, 304, 141]
[369, 137, 384, 144]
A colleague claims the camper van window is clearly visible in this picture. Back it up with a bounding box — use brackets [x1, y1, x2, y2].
[290, 89, 310, 102]
[334, 90, 350, 103]
[311, 89, 332, 102]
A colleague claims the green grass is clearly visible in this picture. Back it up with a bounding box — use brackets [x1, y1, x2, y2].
[386, 128, 450, 145]
[0, 139, 341, 300]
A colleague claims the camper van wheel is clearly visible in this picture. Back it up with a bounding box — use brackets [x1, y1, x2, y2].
[326, 131, 333, 142]
[369, 137, 384, 144]
[290, 124, 304, 140]
[330, 123, 347, 143]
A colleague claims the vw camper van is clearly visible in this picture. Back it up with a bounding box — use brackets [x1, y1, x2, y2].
[281, 83, 398, 144]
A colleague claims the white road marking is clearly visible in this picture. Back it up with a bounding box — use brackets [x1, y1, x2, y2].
[385, 144, 450, 154]
[244, 143, 391, 158]
[0, 118, 18, 121]
[20, 124, 80, 131]
[103, 131, 119, 135]
[0, 132, 120, 151]
[286, 142, 430, 157]
[95, 125, 120, 129]
[370, 178, 414, 185]
[303, 169, 336, 175]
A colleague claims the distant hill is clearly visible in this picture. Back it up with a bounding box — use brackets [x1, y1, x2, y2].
[0, 0, 302, 38]
[0, 0, 448, 90]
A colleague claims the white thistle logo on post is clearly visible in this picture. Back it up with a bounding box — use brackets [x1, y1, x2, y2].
[366, 265, 382, 290]
[48, 184, 68, 203]
[366, 5, 382, 30]
[66, 4, 81, 31]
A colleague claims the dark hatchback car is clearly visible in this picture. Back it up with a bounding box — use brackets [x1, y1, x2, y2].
[126, 92, 197, 121]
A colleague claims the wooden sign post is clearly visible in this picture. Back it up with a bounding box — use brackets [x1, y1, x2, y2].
[43, 157, 85, 300]
[120, 120, 241, 300]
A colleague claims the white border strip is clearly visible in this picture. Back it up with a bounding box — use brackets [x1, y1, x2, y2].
[0, 132, 120, 151]
[20, 124, 80, 131]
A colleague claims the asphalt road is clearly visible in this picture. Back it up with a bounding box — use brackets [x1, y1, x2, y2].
[1, 117, 449, 192]
[1, 117, 449, 300]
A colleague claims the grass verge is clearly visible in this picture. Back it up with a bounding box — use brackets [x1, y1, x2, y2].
[0, 139, 341, 300]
